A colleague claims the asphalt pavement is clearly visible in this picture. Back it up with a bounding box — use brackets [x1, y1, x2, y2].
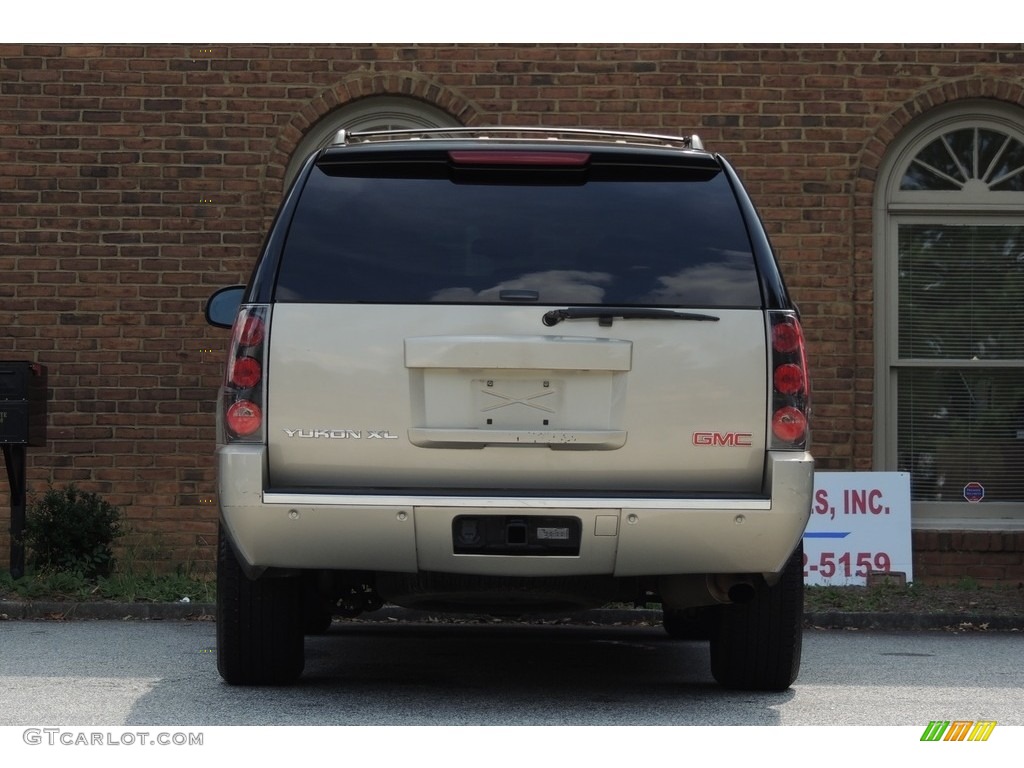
[3, 618, 1023, 728]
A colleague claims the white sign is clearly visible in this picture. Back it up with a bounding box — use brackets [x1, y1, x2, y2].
[802, 472, 913, 586]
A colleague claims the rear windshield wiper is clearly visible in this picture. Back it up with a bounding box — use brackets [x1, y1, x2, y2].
[542, 307, 720, 327]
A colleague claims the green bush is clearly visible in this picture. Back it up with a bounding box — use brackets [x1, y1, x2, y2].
[24, 485, 125, 579]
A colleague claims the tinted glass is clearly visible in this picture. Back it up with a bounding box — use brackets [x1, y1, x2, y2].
[276, 165, 761, 307]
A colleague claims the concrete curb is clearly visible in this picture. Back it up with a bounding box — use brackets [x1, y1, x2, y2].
[803, 611, 1023, 631]
[1, 601, 1021, 631]
[0, 601, 215, 621]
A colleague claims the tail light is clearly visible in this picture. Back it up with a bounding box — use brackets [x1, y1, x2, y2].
[769, 312, 810, 450]
[221, 305, 269, 442]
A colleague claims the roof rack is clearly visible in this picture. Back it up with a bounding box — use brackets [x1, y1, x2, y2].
[329, 126, 705, 151]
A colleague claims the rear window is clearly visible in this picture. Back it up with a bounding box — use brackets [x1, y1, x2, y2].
[275, 162, 762, 307]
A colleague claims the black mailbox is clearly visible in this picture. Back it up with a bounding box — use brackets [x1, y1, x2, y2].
[0, 361, 47, 446]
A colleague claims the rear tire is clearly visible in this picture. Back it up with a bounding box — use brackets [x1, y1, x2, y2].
[216, 526, 305, 685]
[709, 543, 804, 691]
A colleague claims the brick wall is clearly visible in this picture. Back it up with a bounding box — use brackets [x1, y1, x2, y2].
[913, 531, 1024, 585]
[2, 43, 1023, 573]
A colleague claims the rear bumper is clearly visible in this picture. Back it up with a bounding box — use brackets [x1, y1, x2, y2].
[217, 445, 813, 578]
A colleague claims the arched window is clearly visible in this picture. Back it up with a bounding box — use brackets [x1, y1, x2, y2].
[875, 101, 1024, 525]
[284, 96, 462, 190]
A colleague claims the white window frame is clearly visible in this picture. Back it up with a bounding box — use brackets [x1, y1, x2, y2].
[873, 100, 1024, 530]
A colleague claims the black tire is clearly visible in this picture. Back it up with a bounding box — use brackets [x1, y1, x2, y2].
[301, 574, 334, 635]
[709, 543, 804, 691]
[662, 607, 715, 641]
[216, 526, 305, 685]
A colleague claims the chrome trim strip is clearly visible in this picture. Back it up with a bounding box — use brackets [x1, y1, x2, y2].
[262, 492, 770, 510]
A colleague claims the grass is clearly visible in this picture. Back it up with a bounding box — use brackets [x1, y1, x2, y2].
[804, 580, 1023, 616]
[4, 485, 216, 605]
[0, 566, 215, 604]
[628, 578, 1022, 617]
[2, 567, 1020, 617]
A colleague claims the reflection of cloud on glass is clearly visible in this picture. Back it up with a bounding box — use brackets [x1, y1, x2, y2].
[641, 252, 761, 306]
[432, 271, 611, 303]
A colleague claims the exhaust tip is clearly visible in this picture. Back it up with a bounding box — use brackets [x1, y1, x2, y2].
[727, 582, 757, 604]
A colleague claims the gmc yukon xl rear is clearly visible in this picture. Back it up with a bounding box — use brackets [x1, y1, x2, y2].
[205, 127, 814, 690]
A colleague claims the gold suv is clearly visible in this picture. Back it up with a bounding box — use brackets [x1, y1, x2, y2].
[205, 127, 814, 690]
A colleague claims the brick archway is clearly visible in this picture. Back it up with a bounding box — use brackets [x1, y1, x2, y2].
[260, 74, 481, 222]
[854, 77, 1024, 228]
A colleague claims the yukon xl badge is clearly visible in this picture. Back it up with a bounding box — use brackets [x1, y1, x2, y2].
[284, 429, 399, 440]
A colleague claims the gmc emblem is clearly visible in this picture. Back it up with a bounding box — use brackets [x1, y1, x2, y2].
[692, 431, 753, 447]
